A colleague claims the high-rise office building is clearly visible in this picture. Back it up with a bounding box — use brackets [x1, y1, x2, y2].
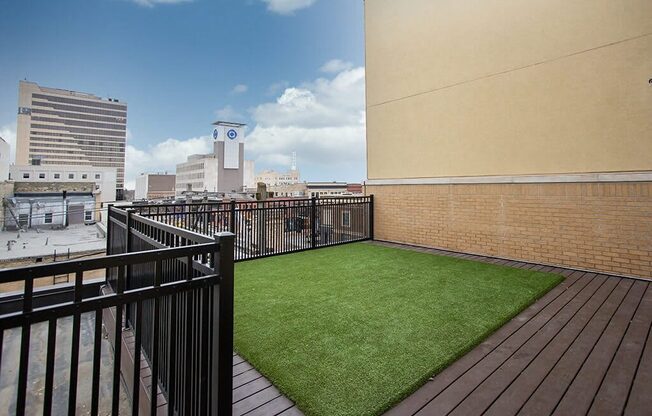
[16, 81, 127, 199]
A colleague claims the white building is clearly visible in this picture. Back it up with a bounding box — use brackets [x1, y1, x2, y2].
[9, 165, 117, 203]
[244, 160, 256, 190]
[175, 154, 219, 195]
[255, 169, 300, 188]
[0, 137, 9, 181]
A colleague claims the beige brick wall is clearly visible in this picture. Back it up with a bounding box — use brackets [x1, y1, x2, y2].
[367, 182, 652, 279]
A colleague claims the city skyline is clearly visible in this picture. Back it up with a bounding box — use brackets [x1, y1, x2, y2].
[0, 0, 366, 189]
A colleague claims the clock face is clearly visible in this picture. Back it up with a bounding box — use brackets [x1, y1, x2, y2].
[227, 129, 238, 140]
[213, 129, 219, 140]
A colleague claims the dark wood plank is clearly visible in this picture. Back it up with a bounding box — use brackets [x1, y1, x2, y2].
[414, 272, 594, 415]
[398, 273, 591, 415]
[624, 302, 652, 416]
[233, 385, 281, 416]
[385, 270, 583, 416]
[245, 396, 295, 416]
[233, 369, 264, 389]
[233, 376, 272, 403]
[233, 361, 254, 376]
[386, 270, 588, 416]
[552, 280, 648, 415]
[483, 276, 625, 415]
[277, 406, 304, 416]
[448, 274, 609, 415]
[589, 282, 652, 415]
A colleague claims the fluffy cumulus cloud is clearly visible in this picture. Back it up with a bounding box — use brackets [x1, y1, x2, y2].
[320, 59, 353, 74]
[123, 60, 366, 189]
[128, 0, 192, 7]
[124, 135, 212, 189]
[261, 0, 317, 15]
[246, 64, 366, 181]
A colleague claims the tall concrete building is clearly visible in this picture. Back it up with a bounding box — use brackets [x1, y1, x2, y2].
[365, 0, 652, 278]
[16, 81, 127, 199]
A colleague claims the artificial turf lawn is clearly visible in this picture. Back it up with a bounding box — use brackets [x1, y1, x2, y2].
[233, 243, 563, 416]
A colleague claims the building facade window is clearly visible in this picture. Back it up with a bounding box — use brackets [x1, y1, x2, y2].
[85, 211, 93, 221]
[69, 173, 75, 179]
[23, 173, 30, 179]
[95, 174, 101, 179]
[39, 173, 45, 179]
[18, 214, 28, 227]
[44, 213, 53, 224]
[82, 174, 88, 179]
[54, 173, 60, 179]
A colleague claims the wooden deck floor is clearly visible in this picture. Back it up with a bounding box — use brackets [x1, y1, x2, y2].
[379, 242, 652, 416]
[233, 353, 304, 416]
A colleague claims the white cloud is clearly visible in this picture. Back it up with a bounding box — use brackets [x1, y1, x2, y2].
[261, 0, 317, 15]
[123, 64, 366, 187]
[320, 59, 353, 74]
[128, 0, 192, 7]
[246, 65, 366, 181]
[0, 122, 17, 163]
[124, 135, 212, 189]
[231, 84, 249, 94]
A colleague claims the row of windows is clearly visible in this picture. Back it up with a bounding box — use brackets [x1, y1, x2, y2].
[33, 93, 127, 111]
[32, 116, 126, 131]
[31, 124, 126, 137]
[31, 131, 126, 143]
[21, 172, 102, 180]
[176, 172, 205, 180]
[30, 141, 125, 151]
[32, 100, 127, 118]
[175, 182, 205, 189]
[39, 160, 124, 171]
[177, 163, 206, 173]
[29, 147, 125, 157]
[31, 108, 127, 125]
[29, 154, 125, 163]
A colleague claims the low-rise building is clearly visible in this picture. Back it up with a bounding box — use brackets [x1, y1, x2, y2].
[135, 173, 176, 200]
[306, 182, 349, 198]
[175, 154, 219, 195]
[9, 165, 117, 203]
[256, 169, 300, 188]
[4, 182, 97, 230]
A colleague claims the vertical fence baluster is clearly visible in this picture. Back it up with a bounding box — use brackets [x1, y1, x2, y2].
[43, 319, 57, 416]
[90, 309, 102, 416]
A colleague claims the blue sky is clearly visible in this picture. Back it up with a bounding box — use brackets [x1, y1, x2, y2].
[0, 0, 366, 188]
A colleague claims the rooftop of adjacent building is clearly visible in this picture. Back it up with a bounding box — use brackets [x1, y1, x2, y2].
[19, 80, 126, 105]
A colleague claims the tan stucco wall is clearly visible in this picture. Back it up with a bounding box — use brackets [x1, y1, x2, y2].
[365, 0, 652, 179]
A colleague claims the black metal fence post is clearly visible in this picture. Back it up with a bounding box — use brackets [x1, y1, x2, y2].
[369, 194, 375, 240]
[310, 197, 317, 249]
[125, 209, 134, 327]
[214, 232, 235, 416]
[229, 200, 236, 234]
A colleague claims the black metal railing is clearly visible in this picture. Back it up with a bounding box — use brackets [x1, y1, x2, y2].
[0, 218, 234, 415]
[129, 196, 374, 261]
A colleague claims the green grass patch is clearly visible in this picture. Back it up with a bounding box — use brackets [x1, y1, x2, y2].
[234, 243, 563, 416]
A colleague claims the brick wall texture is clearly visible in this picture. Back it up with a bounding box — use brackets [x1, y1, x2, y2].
[367, 182, 652, 279]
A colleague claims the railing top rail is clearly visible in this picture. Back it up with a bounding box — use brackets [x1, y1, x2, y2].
[0, 242, 219, 284]
[123, 195, 372, 210]
[131, 212, 214, 244]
